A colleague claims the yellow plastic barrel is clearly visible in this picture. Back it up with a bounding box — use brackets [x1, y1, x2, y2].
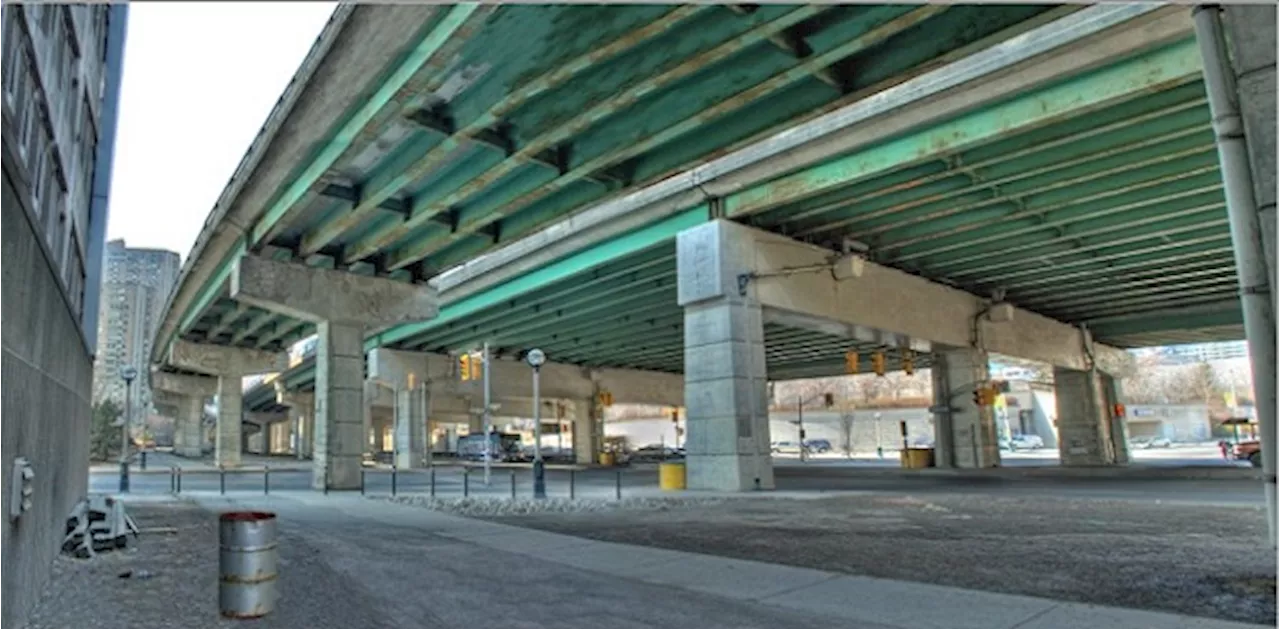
[658, 461, 686, 491]
[598, 452, 615, 467]
[900, 448, 934, 469]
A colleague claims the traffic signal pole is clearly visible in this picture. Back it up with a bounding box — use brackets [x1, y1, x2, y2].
[482, 343, 492, 486]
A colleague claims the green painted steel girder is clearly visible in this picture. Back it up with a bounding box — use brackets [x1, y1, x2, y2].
[298, 5, 712, 260]
[722, 39, 1205, 220]
[408, 254, 675, 350]
[775, 93, 1211, 234]
[367, 205, 707, 351]
[932, 208, 1227, 279]
[971, 234, 1234, 288]
[250, 4, 489, 247]
[375, 4, 952, 271]
[416, 278, 676, 353]
[1010, 255, 1236, 298]
[345, 5, 830, 267]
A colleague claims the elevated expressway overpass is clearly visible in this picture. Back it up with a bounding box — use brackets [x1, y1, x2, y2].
[147, 2, 1275, 517]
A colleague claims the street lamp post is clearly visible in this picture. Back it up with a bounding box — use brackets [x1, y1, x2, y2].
[526, 348, 547, 499]
[119, 366, 137, 493]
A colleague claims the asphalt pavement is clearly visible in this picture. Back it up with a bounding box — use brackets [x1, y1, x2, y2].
[32, 493, 1268, 629]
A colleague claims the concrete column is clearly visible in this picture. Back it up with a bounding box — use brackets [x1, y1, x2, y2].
[164, 342, 285, 467]
[931, 346, 1000, 469]
[1054, 367, 1126, 466]
[276, 388, 314, 460]
[1105, 377, 1131, 465]
[571, 396, 603, 465]
[394, 385, 430, 469]
[313, 321, 366, 490]
[153, 371, 217, 458]
[216, 375, 244, 467]
[677, 221, 773, 491]
[230, 255, 438, 490]
[1223, 5, 1278, 296]
[174, 396, 205, 457]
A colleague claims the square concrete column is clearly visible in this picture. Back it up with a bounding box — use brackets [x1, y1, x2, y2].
[571, 396, 603, 465]
[216, 375, 244, 466]
[931, 346, 1000, 469]
[166, 341, 286, 468]
[313, 321, 366, 489]
[1054, 367, 1127, 466]
[395, 385, 430, 469]
[677, 221, 773, 491]
[276, 388, 314, 460]
[153, 371, 218, 459]
[175, 396, 205, 457]
[231, 255, 439, 490]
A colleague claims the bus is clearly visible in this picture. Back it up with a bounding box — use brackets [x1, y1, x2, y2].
[456, 432, 524, 462]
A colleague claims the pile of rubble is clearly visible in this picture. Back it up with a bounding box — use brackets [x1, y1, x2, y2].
[61, 496, 139, 558]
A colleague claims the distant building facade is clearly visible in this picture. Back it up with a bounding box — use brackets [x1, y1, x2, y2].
[92, 239, 181, 417]
[1133, 341, 1249, 365]
[1, 4, 128, 628]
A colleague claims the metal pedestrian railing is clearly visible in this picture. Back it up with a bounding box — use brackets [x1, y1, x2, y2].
[146, 462, 636, 501]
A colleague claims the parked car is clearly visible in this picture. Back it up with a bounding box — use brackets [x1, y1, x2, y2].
[629, 444, 681, 463]
[1233, 440, 1262, 467]
[803, 439, 833, 454]
[1132, 437, 1172, 449]
[771, 441, 803, 454]
[1008, 434, 1044, 451]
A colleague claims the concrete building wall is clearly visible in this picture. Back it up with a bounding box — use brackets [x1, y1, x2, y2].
[0, 5, 127, 628]
[1126, 404, 1212, 442]
[605, 408, 935, 453]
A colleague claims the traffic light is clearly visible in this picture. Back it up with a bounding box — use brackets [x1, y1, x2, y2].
[871, 350, 886, 377]
[902, 349, 914, 376]
[598, 391, 615, 407]
[844, 350, 859, 374]
[972, 384, 996, 407]
[459, 353, 472, 381]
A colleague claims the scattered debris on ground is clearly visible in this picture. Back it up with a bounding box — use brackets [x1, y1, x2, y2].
[370, 494, 733, 517]
[483, 493, 1277, 625]
[62, 496, 140, 558]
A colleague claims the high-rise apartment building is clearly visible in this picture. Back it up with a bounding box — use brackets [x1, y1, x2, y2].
[1, 5, 127, 628]
[93, 239, 181, 418]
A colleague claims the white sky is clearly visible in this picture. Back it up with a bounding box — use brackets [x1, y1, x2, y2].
[106, 3, 336, 261]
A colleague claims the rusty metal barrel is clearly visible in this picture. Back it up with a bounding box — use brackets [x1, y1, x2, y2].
[219, 511, 278, 618]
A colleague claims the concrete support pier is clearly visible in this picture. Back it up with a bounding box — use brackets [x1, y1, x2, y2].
[677, 221, 774, 491]
[231, 255, 438, 490]
[276, 386, 314, 459]
[931, 346, 1000, 469]
[151, 370, 219, 459]
[1054, 367, 1129, 466]
[173, 396, 206, 458]
[571, 395, 603, 465]
[394, 385, 429, 469]
[167, 341, 286, 468]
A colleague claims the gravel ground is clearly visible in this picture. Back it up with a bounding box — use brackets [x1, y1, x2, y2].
[25, 500, 400, 629]
[484, 494, 1277, 625]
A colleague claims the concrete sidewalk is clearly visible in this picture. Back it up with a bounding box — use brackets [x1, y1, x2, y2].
[170, 491, 1267, 629]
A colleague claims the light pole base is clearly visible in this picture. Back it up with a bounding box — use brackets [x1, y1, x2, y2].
[119, 461, 130, 493]
[532, 460, 546, 499]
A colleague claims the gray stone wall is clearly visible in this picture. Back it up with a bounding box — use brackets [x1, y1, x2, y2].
[1, 161, 94, 628]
